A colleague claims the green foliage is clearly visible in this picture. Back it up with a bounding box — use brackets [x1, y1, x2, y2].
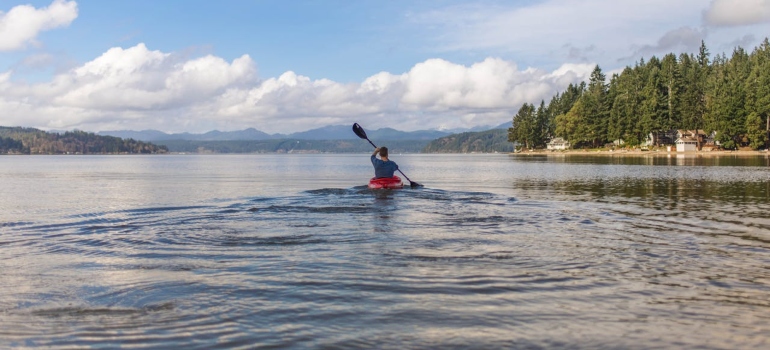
[555, 99, 585, 146]
[0, 136, 26, 154]
[509, 103, 537, 149]
[508, 37, 770, 150]
[424, 129, 514, 153]
[745, 112, 768, 150]
[0, 127, 168, 154]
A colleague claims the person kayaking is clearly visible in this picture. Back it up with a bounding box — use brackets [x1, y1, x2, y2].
[371, 146, 399, 178]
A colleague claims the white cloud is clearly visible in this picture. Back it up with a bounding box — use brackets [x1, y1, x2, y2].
[48, 43, 256, 111]
[1, 44, 593, 133]
[704, 0, 770, 26]
[411, 0, 708, 67]
[0, 0, 78, 51]
[202, 57, 593, 132]
[627, 27, 706, 60]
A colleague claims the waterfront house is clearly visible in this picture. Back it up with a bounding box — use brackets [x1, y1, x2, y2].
[643, 130, 677, 147]
[547, 137, 570, 150]
[675, 137, 698, 152]
[676, 130, 707, 143]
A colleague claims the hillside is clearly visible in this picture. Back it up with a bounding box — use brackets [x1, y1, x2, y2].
[0, 127, 168, 155]
[98, 125, 451, 142]
[158, 139, 430, 154]
[422, 129, 514, 153]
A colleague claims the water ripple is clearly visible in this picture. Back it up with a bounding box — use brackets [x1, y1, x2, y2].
[1, 185, 769, 349]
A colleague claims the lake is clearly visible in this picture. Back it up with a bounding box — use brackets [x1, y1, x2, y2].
[1, 153, 769, 349]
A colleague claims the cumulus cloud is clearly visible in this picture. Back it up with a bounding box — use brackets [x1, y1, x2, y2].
[0, 0, 78, 51]
[411, 0, 706, 67]
[49, 44, 256, 111]
[202, 57, 594, 132]
[625, 27, 706, 60]
[1, 44, 593, 133]
[704, 0, 770, 26]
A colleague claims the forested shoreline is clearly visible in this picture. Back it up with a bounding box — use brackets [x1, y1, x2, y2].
[509, 39, 770, 150]
[423, 129, 514, 153]
[8, 39, 768, 155]
[0, 127, 168, 154]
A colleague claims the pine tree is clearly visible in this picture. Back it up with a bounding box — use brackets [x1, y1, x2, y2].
[580, 65, 609, 147]
[746, 112, 768, 149]
[746, 38, 770, 148]
[534, 100, 549, 147]
[509, 103, 536, 149]
[660, 53, 683, 130]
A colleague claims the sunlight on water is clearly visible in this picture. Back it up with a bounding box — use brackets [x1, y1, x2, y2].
[1, 154, 768, 349]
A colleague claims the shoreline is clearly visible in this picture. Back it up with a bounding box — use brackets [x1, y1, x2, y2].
[511, 149, 770, 157]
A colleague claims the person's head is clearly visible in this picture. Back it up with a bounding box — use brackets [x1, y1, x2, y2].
[379, 147, 389, 158]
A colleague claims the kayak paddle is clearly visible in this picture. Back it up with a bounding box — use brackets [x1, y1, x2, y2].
[353, 123, 423, 188]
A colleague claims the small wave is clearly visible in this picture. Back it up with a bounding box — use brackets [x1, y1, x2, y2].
[27, 302, 175, 318]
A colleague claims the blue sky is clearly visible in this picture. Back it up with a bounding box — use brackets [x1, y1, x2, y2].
[1, 0, 769, 133]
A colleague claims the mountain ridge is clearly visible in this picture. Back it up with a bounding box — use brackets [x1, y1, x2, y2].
[97, 123, 511, 142]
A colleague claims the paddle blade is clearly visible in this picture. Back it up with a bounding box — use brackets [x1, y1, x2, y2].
[409, 181, 424, 188]
[352, 123, 368, 140]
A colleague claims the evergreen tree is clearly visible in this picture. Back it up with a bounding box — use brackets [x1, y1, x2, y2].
[555, 99, 591, 147]
[531, 38, 770, 151]
[746, 112, 768, 149]
[582, 65, 609, 147]
[534, 100, 549, 147]
[746, 38, 770, 148]
[660, 53, 683, 130]
[640, 57, 668, 140]
[508, 103, 536, 149]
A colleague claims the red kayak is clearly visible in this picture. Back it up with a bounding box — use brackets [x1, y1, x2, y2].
[368, 176, 404, 189]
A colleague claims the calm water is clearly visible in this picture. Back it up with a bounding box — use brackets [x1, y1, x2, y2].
[1, 154, 769, 349]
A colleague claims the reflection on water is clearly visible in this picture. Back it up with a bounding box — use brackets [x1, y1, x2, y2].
[516, 177, 770, 204]
[0, 154, 768, 349]
[513, 152, 770, 166]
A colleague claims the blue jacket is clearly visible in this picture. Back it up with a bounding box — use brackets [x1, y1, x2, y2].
[371, 155, 399, 178]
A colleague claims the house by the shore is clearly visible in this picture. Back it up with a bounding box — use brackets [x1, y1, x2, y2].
[547, 137, 570, 150]
[641, 129, 718, 151]
[675, 136, 698, 152]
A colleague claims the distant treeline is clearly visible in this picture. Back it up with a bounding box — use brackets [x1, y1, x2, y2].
[157, 139, 431, 154]
[159, 131, 513, 154]
[509, 38, 770, 150]
[0, 127, 168, 154]
[423, 129, 514, 153]
[0, 126, 503, 155]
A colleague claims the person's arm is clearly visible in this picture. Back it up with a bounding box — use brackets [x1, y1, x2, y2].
[371, 148, 380, 165]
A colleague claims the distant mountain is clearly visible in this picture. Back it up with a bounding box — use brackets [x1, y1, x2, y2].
[98, 129, 178, 141]
[100, 125, 452, 142]
[495, 121, 511, 129]
[279, 125, 451, 140]
[422, 129, 514, 153]
[159, 139, 431, 154]
[194, 128, 274, 141]
[367, 127, 450, 140]
[98, 128, 274, 141]
[282, 125, 357, 140]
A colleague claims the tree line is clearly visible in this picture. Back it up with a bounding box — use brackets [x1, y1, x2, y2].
[157, 139, 430, 154]
[509, 38, 770, 150]
[422, 129, 514, 153]
[0, 127, 168, 154]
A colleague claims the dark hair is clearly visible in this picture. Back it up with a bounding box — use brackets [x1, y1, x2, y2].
[379, 147, 388, 158]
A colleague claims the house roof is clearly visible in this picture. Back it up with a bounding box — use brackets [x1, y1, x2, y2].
[677, 129, 706, 136]
[676, 137, 697, 143]
[548, 137, 568, 144]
